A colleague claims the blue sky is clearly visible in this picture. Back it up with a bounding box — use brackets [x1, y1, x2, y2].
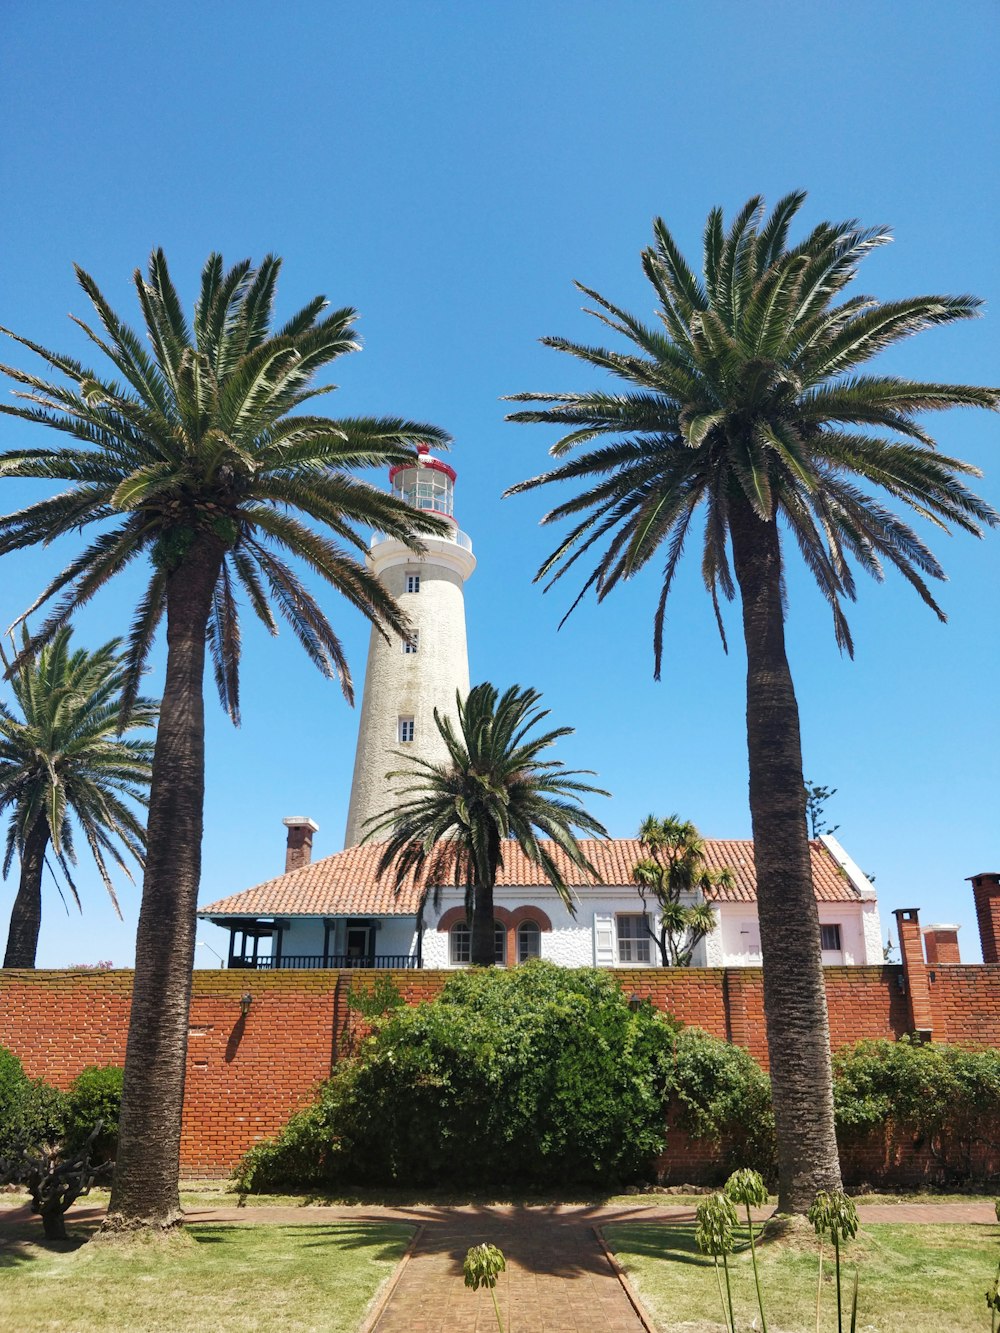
[2, 1, 997, 966]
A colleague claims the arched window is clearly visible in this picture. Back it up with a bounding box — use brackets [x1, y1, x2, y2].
[449, 921, 507, 966]
[517, 920, 541, 963]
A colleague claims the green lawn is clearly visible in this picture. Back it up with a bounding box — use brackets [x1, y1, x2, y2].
[1, 1182, 994, 1213]
[605, 1221, 1000, 1333]
[0, 1220, 412, 1332]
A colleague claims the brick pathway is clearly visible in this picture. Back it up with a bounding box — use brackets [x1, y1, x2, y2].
[2, 1197, 995, 1331]
[364, 1205, 647, 1332]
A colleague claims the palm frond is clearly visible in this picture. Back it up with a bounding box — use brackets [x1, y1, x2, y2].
[505, 192, 997, 669]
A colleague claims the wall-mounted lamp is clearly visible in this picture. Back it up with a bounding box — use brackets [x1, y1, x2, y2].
[239, 992, 253, 1018]
[627, 992, 642, 1014]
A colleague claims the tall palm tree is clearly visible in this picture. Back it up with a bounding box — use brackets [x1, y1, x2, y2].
[366, 682, 609, 965]
[505, 193, 998, 1212]
[1, 629, 155, 968]
[0, 251, 450, 1230]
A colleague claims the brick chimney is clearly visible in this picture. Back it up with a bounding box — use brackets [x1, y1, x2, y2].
[969, 872, 1000, 963]
[283, 817, 319, 873]
[893, 907, 933, 1039]
[923, 924, 961, 966]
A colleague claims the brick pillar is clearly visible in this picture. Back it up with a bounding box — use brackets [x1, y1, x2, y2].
[969, 873, 1000, 964]
[282, 817, 319, 873]
[923, 924, 961, 966]
[893, 908, 933, 1038]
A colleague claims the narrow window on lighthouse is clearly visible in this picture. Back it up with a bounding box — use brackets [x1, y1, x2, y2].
[398, 717, 415, 743]
[405, 572, 420, 594]
[403, 631, 419, 654]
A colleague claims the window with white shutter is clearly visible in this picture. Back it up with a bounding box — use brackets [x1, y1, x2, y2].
[593, 913, 615, 967]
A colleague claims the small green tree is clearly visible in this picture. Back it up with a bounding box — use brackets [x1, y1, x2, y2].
[464, 1243, 506, 1333]
[804, 780, 840, 839]
[725, 1168, 770, 1333]
[695, 1192, 738, 1332]
[808, 1189, 859, 1333]
[631, 815, 733, 966]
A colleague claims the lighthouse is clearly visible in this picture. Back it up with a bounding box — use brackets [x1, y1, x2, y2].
[343, 445, 476, 847]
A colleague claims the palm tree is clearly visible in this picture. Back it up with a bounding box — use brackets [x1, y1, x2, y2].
[0, 251, 450, 1230]
[631, 815, 733, 967]
[366, 682, 609, 965]
[1, 629, 155, 968]
[505, 194, 998, 1212]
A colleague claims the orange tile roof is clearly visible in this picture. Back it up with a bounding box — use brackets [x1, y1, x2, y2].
[198, 838, 859, 919]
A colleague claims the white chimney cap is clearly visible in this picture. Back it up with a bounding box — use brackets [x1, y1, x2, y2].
[282, 816, 320, 832]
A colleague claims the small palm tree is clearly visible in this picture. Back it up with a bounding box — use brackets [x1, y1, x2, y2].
[1, 629, 155, 968]
[366, 682, 609, 965]
[632, 815, 733, 967]
[0, 251, 450, 1230]
[506, 193, 998, 1211]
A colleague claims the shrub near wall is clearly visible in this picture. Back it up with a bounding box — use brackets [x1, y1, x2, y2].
[661, 1028, 776, 1181]
[0, 1046, 64, 1157]
[833, 1038, 1000, 1187]
[0, 1047, 123, 1163]
[657, 1036, 1000, 1189]
[238, 961, 678, 1192]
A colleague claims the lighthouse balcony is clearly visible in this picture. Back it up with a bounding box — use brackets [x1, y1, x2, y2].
[370, 527, 473, 553]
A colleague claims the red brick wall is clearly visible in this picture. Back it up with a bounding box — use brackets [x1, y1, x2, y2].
[657, 1123, 1000, 1189]
[928, 964, 1000, 1046]
[0, 962, 996, 1175]
[614, 965, 910, 1066]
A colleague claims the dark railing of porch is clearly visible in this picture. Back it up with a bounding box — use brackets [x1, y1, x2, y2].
[232, 954, 420, 970]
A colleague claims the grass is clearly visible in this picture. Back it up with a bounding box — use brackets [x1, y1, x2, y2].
[2, 1179, 989, 1213]
[0, 1219, 413, 1332]
[2, 1180, 627, 1211]
[605, 1220, 1000, 1332]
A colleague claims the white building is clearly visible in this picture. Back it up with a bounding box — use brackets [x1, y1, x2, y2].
[198, 444, 884, 969]
[199, 826, 883, 969]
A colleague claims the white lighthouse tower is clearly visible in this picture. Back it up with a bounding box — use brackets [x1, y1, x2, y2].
[343, 445, 476, 847]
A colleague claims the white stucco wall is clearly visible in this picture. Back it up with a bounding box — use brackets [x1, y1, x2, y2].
[228, 884, 883, 970]
[861, 900, 885, 964]
[422, 889, 734, 968]
[714, 900, 879, 966]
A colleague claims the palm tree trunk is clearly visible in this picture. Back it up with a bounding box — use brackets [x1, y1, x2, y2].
[729, 497, 842, 1214]
[471, 882, 496, 966]
[3, 820, 49, 968]
[102, 532, 226, 1232]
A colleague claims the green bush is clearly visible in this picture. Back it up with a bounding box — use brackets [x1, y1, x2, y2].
[0, 1046, 65, 1158]
[833, 1037, 1000, 1181]
[237, 961, 679, 1193]
[63, 1064, 123, 1161]
[666, 1027, 776, 1178]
